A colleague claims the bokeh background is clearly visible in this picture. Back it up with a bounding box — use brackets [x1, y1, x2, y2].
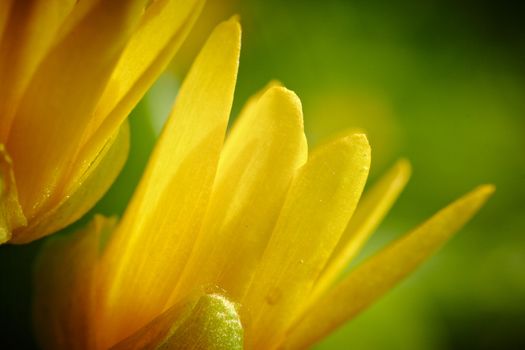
[1, 0, 524, 348]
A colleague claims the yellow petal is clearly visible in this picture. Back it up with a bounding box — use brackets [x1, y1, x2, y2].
[242, 133, 371, 349]
[51, 0, 104, 43]
[74, 0, 204, 180]
[33, 215, 117, 350]
[96, 18, 241, 348]
[10, 122, 129, 244]
[311, 159, 411, 301]
[171, 84, 307, 304]
[0, 144, 26, 243]
[0, 1, 13, 42]
[112, 292, 243, 350]
[0, 0, 76, 142]
[6, 0, 146, 219]
[283, 185, 495, 350]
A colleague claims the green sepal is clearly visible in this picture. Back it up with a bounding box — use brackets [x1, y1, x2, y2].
[112, 292, 243, 350]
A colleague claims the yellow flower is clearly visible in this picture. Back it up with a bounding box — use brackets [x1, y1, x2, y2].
[0, 0, 204, 244]
[33, 18, 494, 350]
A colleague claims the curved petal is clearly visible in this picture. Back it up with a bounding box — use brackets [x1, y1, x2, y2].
[96, 18, 241, 349]
[7, 0, 146, 219]
[0, 1, 13, 42]
[171, 84, 308, 303]
[73, 0, 204, 182]
[11, 122, 129, 243]
[283, 185, 495, 349]
[0, 0, 76, 142]
[33, 215, 117, 350]
[311, 159, 411, 301]
[242, 133, 371, 349]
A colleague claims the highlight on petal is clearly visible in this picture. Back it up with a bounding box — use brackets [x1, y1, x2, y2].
[242, 133, 371, 349]
[96, 17, 241, 348]
[10, 122, 129, 244]
[311, 159, 411, 301]
[171, 84, 308, 304]
[0, 144, 26, 243]
[33, 215, 117, 350]
[283, 185, 495, 349]
[112, 292, 243, 350]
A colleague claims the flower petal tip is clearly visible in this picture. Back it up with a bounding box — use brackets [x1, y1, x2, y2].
[395, 158, 412, 172]
[210, 16, 241, 62]
[228, 14, 241, 25]
[478, 183, 496, 195]
[264, 85, 304, 119]
[347, 132, 369, 143]
[267, 80, 284, 89]
[206, 16, 241, 51]
[392, 158, 412, 181]
[342, 133, 371, 159]
[469, 184, 496, 206]
[221, 15, 241, 36]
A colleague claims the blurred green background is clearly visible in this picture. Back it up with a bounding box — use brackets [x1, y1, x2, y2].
[1, 0, 524, 348]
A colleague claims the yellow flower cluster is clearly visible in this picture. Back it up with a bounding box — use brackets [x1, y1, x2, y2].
[32, 17, 493, 350]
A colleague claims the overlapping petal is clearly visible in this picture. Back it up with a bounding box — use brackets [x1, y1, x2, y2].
[73, 0, 205, 186]
[0, 0, 76, 142]
[31, 16, 495, 350]
[7, 0, 148, 219]
[96, 18, 241, 348]
[242, 133, 370, 348]
[171, 83, 308, 303]
[311, 159, 411, 301]
[11, 122, 130, 243]
[0, 0, 202, 243]
[282, 185, 494, 349]
[33, 215, 117, 350]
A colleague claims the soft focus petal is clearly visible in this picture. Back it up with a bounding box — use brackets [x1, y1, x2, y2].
[0, 0, 75, 142]
[311, 159, 411, 301]
[242, 133, 371, 349]
[283, 185, 495, 349]
[11, 122, 129, 243]
[96, 18, 241, 348]
[172, 84, 307, 303]
[33, 215, 117, 350]
[7, 0, 147, 219]
[0, 1, 13, 41]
